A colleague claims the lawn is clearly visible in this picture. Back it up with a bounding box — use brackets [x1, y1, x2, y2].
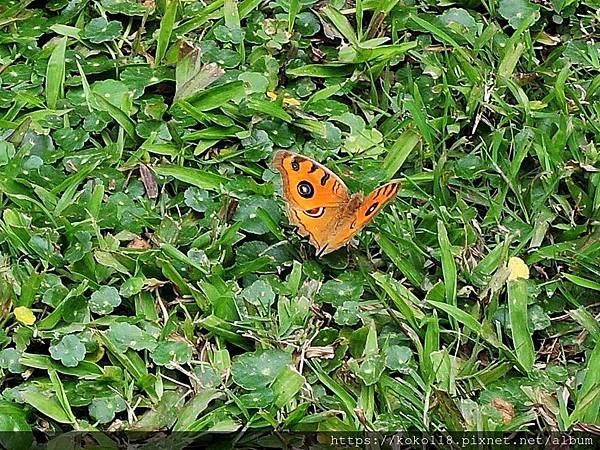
[0, 0, 599, 447]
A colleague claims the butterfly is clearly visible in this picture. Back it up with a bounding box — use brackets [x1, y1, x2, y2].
[272, 150, 400, 257]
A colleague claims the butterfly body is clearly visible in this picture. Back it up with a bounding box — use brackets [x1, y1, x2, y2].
[272, 150, 399, 256]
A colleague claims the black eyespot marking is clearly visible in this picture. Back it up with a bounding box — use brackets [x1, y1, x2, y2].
[303, 207, 325, 218]
[365, 202, 379, 216]
[291, 159, 300, 171]
[297, 181, 314, 198]
[308, 163, 318, 173]
[320, 173, 330, 186]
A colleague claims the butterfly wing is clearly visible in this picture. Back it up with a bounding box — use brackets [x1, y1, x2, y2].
[272, 150, 350, 210]
[285, 204, 342, 254]
[318, 181, 401, 256]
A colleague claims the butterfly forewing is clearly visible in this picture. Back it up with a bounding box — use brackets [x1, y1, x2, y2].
[272, 150, 350, 210]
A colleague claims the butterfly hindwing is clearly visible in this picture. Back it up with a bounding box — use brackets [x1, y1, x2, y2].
[317, 181, 400, 256]
[353, 181, 400, 232]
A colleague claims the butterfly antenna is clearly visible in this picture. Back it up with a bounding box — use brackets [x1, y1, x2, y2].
[316, 245, 329, 258]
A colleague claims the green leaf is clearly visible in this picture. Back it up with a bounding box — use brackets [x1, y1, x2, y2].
[0, 348, 25, 373]
[334, 301, 361, 326]
[0, 401, 33, 450]
[101, 0, 150, 15]
[273, 366, 305, 407]
[241, 279, 275, 310]
[89, 396, 127, 423]
[90, 286, 122, 315]
[498, 0, 540, 29]
[184, 80, 245, 110]
[437, 220, 457, 307]
[105, 322, 157, 352]
[20, 390, 72, 424]
[154, 164, 228, 191]
[155, 0, 178, 64]
[49, 335, 87, 367]
[83, 17, 123, 43]
[151, 341, 193, 367]
[507, 279, 535, 373]
[231, 349, 291, 390]
[45, 36, 67, 109]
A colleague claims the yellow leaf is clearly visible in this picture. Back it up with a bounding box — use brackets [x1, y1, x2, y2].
[266, 91, 301, 106]
[507, 257, 529, 281]
[14, 306, 36, 325]
[283, 97, 301, 106]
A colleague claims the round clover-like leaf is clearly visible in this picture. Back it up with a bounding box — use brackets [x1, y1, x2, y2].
[2, 64, 33, 85]
[53, 127, 89, 152]
[295, 12, 320, 36]
[64, 231, 93, 263]
[90, 286, 121, 315]
[120, 66, 171, 98]
[214, 25, 246, 44]
[241, 129, 273, 161]
[105, 322, 157, 352]
[83, 17, 123, 44]
[49, 335, 86, 367]
[238, 388, 275, 408]
[0, 348, 25, 373]
[23, 155, 43, 170]
[334, 301, 361, 326]
[101, 0, 150, 15]
[89, 396, 127, 423]
[439, 8, 478, 36]
[91, 79, 132, 111]
[348, 354, 386, 386]
[498, 0, 540, 29]
[83, 111, 112, 132]
[184, 187, 212, 212]
[318, 277, 364, 306]
[193, 363, 221, 388]
[151, 341, 193, 367]
[119, 276, 145, 298]
[385, 345, 413, 372]
[238, 72, 269, 94]
[233, 197, 281, 235]
[305, 99, 349, 117]
[529, 304, 551, 331]
[241, 279, 275, 309]
[231, 349, 291, 390]
[312, 122, 342, 150]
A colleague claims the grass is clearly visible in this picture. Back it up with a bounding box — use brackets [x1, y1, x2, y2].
[0, 0, 599, 446]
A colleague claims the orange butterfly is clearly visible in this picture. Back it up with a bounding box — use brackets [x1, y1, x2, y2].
[272, 150, 400, 256]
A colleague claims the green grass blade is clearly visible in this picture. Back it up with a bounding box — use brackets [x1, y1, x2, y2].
[92, 93, 137, 139]
[154, 164, 228, 190]
[437, 220, 457, 306]
[383, 128, 420, 179]
[45, 36, 67, 109]
[321, 5, 358, 46]
[155, 0, 178, 65]
[507, 279, 535, 373]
